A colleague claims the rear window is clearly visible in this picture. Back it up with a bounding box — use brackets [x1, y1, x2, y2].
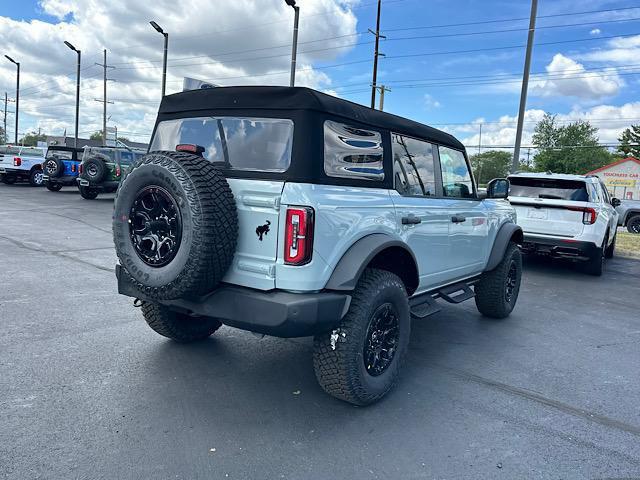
[509, 177, 589, 201]
[21, 147, 44, 157]
[151, 116, 294, 173]
[0, 146, 21, 155]
[47, 149, 74, 160]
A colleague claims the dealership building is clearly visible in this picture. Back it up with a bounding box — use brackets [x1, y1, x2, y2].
[588, 157, 640, 200]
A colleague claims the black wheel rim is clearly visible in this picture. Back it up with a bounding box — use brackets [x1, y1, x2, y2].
[45, 161, 57, 175]
[505, 260, 518, 303]
[631, 222, 640, 234]
[87, 164, 98, 177]
[363, 303, 400, 377]
[129, 186, 182, 267]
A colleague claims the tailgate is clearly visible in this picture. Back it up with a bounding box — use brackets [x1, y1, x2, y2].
[511, 199, 586, 237]
[222, 178, 285, 290]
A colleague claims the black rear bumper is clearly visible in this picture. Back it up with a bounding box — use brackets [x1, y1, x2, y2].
[77, 178, 119, 191]
[44, 175, 78, 186]
[116, 265, 351, 338]
[522, 235, 599, 260]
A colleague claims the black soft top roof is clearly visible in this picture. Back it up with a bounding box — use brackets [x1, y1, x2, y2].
[47, 145, 82, 153]
[159, 86, 464, 150]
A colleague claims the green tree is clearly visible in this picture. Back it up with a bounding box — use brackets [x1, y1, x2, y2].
[617, 124, 640, 158]
[18, 131, 47, 147]
[0, 125, 5, 144]
[532, 114, 612, 174]
[470, 150, 512, 184]
[90, 131, 103, 141]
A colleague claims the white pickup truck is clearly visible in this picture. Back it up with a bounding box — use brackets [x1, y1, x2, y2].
[0, 145, 46, 186]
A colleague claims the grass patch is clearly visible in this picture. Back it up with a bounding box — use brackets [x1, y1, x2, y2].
[617, 232, 640, 259]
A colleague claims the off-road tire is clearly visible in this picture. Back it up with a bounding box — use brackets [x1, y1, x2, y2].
[141, 301, 222, 342]
[313, 268, 410, 406]
[44, 157, 64, 177]
[79, 185, 99, 199]
[29, 169, 43, 186]
[46, 182, 63, 192]
[475, 241, 522, 319]
[82, 157, 106, 182]
[1, 174, 17, 184]
[605, 233, 615, 259]
[627, 215, 640, 234]
[113, 151, 238, 300]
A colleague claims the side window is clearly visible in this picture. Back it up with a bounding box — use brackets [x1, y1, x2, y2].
[392, 134, 437, 196]
[324, 120, 384, 181]
[438, 146, 474, 198]
[119, 151, 134, 165]
[600, 181, 611, 203]
[589, 182, 601, 203]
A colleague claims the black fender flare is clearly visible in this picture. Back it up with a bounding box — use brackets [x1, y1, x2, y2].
[325, 234, 418, 291]
[485, 222, 523, 271]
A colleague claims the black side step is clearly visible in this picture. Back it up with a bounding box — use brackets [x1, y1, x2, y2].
[409, 296, 441, 319]
[438, 282, 475, 304]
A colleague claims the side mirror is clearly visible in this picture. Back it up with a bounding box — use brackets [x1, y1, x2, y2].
[611, 197, 621, 207]
[486, 178, 510, 199]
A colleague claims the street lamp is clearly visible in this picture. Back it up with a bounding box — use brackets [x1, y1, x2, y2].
[285, 0, 300, 87]
[4, 55, 19, 144]
[64, 41, 81, 148]
[150, 21, 169, 98]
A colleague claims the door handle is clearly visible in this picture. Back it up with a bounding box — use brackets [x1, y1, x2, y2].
[451, 215, 466, 223]
[401, 214, 422, 225]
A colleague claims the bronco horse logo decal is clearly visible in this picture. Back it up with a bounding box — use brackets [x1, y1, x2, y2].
[256, 220, 271, 241]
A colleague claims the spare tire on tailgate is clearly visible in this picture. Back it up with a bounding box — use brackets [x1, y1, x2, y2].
[112, 151, 238, 300]
[44, 157, 64, 177]
[83, 157, 106, 182]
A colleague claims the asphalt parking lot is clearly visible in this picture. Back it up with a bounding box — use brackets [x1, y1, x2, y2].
[1, 184, 639, 480]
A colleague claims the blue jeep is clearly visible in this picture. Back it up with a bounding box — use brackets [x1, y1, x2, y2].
[42, 146, 83, 191]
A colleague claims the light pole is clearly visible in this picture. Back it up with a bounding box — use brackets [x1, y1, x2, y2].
[4, 55, 19, 144]
[64, 41, 81, 148]
[150, 21, 169, 97]
[285, 0, 300, 87]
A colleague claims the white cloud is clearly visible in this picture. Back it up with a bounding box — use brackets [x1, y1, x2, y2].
[423, 93, 441, 110]
[451, 102, 640, 151]
[590, 28, 601, 35]
[577, 34, 640, 64]
[529, 54, 622, 99]
[0, 0, 360, 142]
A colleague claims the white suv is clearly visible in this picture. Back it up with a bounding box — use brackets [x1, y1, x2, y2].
[112, 86, 524, 405]
[508, 173, 620, 275]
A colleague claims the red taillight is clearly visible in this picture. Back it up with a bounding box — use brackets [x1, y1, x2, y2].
[79, 164, 83, 174]
[116, 165, 121, 177]
[13, 157, 21, 166]
[284, 206, 314, 265]
[568, 206, 597, 225]
[71, 164, 76, 173]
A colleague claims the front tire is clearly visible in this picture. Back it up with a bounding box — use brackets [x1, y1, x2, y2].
[141, 301, 222, 342]
[313, 268, 410, 406]
[475, 242, 522, 319]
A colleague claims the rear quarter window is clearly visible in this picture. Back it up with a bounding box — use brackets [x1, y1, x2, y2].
[509, 177, 589, 201]
[323, 120, 384, 181]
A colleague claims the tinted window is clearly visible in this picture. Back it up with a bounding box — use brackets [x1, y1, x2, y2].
[599, 181, 611, 203]
[509, 177, 589, 201]
[151, 117, 294, 172]
[392, 134, 436, 196]
[439, 146, 474, 198]
[324, 121, 383, 181]
[88, 148, 117, 161]
[46, 150, 74, 160]
[119, 151, 135, 165]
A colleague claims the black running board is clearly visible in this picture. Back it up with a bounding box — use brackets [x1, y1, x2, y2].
[409, 278, 478, 319]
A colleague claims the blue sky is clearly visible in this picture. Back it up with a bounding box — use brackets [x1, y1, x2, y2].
[1, 0, 639, 150]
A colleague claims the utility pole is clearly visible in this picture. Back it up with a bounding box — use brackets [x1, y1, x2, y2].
[478, 123, 482, 154]
[370, 0, 385, 109]
[4, 55, 19, 144]
[3, 93, 7, 143]
[64, 41, 81, 148]
[512, 0, 538, 172]
[95, 49, 115, 146]
[285, 0, 300, 87]
[374, 85, 390, 111]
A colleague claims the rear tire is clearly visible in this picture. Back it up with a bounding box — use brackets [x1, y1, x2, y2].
[585, 244, 604, 276]
[1, 174, 17, 184]
[29, 169, 44, 186]
[46, 182, 63, 192]
[313, 268, 410, 406]
[627, 215, 640, 234]
[475, 242, 522, 319]
[141, 301, 222, 342]
[79, 185, 99, 199]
